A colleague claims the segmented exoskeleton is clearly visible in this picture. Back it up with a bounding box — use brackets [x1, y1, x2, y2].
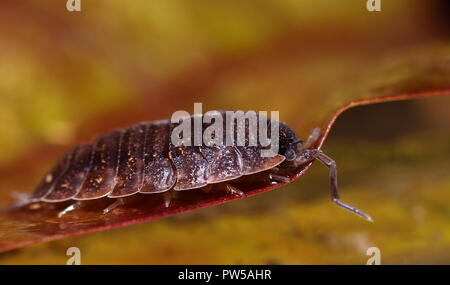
[24, 111, 371, 221]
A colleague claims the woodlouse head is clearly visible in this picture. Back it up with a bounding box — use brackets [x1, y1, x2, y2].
[277, 123, 304, 161]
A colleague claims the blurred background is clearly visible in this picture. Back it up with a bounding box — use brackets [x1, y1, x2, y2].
[0, 0, 450, 264]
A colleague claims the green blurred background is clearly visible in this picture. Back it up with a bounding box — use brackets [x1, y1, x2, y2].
[0, 0, 450, 264]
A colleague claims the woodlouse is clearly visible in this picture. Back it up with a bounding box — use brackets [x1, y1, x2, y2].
[21, 111, 372, 221]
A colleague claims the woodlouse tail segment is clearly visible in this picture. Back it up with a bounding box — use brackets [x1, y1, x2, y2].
[5, 192, 45, 212]
[9, 191, 35, 209]
[225, 184, 245, 197]
[311, 149, 373, 222]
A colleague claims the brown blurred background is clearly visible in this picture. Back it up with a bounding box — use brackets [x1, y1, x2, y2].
[0, 0, 450, 264]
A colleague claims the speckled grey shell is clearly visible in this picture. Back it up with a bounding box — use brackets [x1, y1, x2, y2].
[32, 111, 301, 202]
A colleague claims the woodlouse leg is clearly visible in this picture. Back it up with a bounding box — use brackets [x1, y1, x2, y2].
[271, 166, 280, 173]
[58, 201, 82, 218]
[201, 184, 213, 193]
[225, 184, 245, 197]
[103, 198, 125, 214]
[163, 191, 173, 208]
[268, 173, 290, 183]
[311, 149, 373, 222]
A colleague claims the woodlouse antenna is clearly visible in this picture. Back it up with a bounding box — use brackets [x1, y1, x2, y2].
[311, 149, 373, 222]
[303, 127, 321, 149]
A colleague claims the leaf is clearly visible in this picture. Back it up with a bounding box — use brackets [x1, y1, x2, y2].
[1, 1, 450, 262]
[0, 54, 449, 254]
